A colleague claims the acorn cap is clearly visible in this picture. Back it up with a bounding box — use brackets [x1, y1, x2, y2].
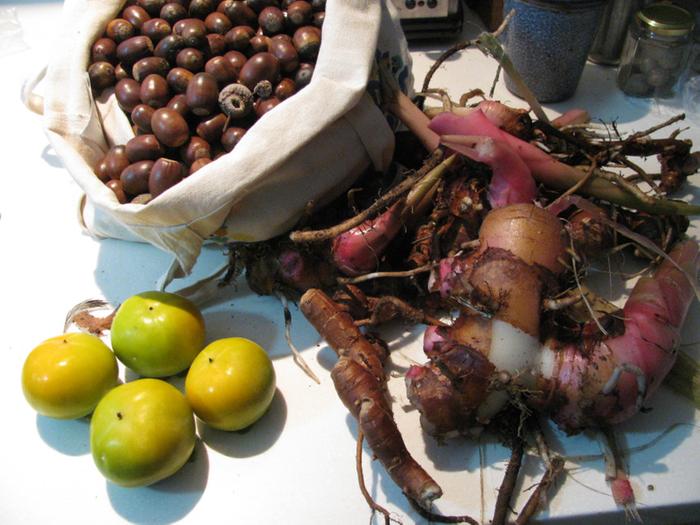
[637, 3, 695, 37]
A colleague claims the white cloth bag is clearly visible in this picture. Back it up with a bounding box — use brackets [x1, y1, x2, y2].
[28, 0, 412, 276]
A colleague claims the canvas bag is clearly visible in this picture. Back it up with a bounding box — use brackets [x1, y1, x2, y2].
[23, 0, 413, 277]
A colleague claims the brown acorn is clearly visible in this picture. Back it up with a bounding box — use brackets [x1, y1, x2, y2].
[106, 18, 135, 44]
[121, 160, 155, 195]
[186, 72, 220, 116]
[167, 67, 194, 94]
[115, 78, 142, 112]
[137, 0, 166, 17]
[176, 47, 206, 72]
[292, 26, 320, 61]
[132, 56, 170, 82]
[88, 62, 116, 91]
[180, 136, 212, 166]
[224, 50, 247, 75]
[206, 33, 227, 56]
[294, 62, 314, 89]
[219, 0, 257, 26]
[188, 0, 216, 18]
[166, 94, 190, 116]
[195, 113, 227, 143]
[254, 96, 280, 118]
[139, 74, 170, 108]
[286, 1, 312, 29]
[238, 52, 280, 89]
[125, 134, 164, 162]
[91, 38, 117, 64]
[160, 2, 187, 24]
[122, 5, 151, 29]
[269, 36, 299, 74]
[224, 25, 255, 52]
[154, 34, 187, 63]
[221, 126, 247, 152]
[189, 157, 212, 174]
[106, 179, 128, 203]
[141, 18, 172, 43]
[151, 108, 190, 147]
[205, 56, 238, 86]
[131, 104, 156, 132]
[116, 35, 154, 67]
[274, 77, 296, 100]
[258, 6, 285, 35]
[149, 158, 186, 197]
[205, 12, 232, 34]
[95, 145, 130, 182]
[173, 18, 208, 49]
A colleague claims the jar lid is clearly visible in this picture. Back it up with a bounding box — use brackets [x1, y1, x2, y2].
[637, 4, 695, 37]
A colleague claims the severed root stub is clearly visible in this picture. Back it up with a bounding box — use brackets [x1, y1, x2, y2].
[299, 288, 443, 510]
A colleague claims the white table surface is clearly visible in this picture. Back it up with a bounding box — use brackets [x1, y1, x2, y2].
[2, 2, 699, 525]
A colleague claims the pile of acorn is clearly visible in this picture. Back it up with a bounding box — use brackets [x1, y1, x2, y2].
[89, 0, 324, 204]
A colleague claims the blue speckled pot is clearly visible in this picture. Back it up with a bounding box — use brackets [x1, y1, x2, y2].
[502, 0, 608, 102]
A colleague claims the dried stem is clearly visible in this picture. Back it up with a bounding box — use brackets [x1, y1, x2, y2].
[337, 263, 435, 285]
[492, 436, 524, 525]
[628, 113, 685, 141]
[407, 499, 479, 524]
[514, 456, 565, 525]
[289, 150, 445, 243]
[355, 430, 395, 525]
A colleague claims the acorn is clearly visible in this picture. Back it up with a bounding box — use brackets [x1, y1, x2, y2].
[250, 35, 271, 54]
[154, 34, 187, 64]
[206, 33, 227, 56]
[115, 78, 142, 112]
[189, 157, 212, 174]
[116, 35, 154, 67]
[180, 136, 212, 166]
[173, 18, 208, 48]
[221, 126, 247, 152]
[269, 36, 298, 74]
[122, 5, 151, 29]
[91, 37, 117, 64]
[224, 25, 255, 52]
[125, 134, 164, 162]
[292, 26, 320, 61]
[186, 72, 220, 116]
[238, 52, 280, 89]
[139, 73, 170, 108]
[274, 77, 296, 100]
[131, 104, 156, 132]
[115, 64, 131, 82]
[246, 0, 277, 14]
[255, 96, 280, 118]
[151, 107, 190, 147]
[106, 18, 135, 44]
[312, 10, 324, 29]
[137, 0, 166, 17]
[188, 0, 216, 18]
[195, 113, 228, 143]
[258, 6, 285, 35]
[205, 56, 238, 86]
[204, 11, 232, 34]
[132, 56, 170, 82]
[160, 2, 187, 24]
[224, 50, 247, 75]
[286, 1, 312, 29]
[220, 0, 257, 26]
[121, 160, 155, 195]
[88, 62, 116, 92]
[167, 67, 194, 93]
[95, 145, 130, 182]
[294, 61, 314, 89]
[149, 158, 187, 197]
[106, 179, 128, 203]
[166, 93, 190, 116]
[141, 18, 172, 43]
[176, 47, 206, 72]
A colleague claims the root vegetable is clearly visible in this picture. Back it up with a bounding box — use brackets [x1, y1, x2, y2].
[409, 201, 700, 436]
[299, 288, 442, 509]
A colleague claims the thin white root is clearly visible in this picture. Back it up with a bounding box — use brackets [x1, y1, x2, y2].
[276, 292, 321, 384]
[601, 361, 648, 413]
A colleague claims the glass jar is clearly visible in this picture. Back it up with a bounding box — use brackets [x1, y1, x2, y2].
[616, 3, 695, 98]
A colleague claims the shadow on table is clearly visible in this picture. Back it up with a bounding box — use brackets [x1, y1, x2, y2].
[107, 438, 209, 525]
[36, 414, 91, 456]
